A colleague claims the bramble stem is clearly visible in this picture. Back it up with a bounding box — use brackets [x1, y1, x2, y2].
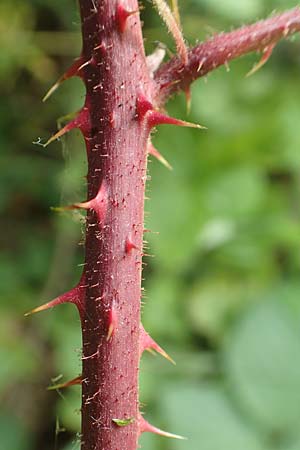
[155, 7, 300, 103]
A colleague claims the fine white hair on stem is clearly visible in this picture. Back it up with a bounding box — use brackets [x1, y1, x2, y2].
[171, 0, 180, 25]
[152, 0, 188, 65]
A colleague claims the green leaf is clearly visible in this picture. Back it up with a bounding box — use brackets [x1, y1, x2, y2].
[188, 277, 248, 341]
[225, 300, 300, 434]
[160, 382, 267, 450]
[0, 413, 32, 450]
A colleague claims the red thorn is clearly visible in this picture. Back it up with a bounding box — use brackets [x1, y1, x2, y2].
[47, 375, 82, 390]
[75, 179, 108, 222]
[116, 3, 138, 33]
[138, 414, 186, 440]
[136, 92, 204, 130]
[147, 110, 205, 130]
[44, 107, 90, 147]
[107, 301, 118, 341]
[125, 237, 138, 254]
[24, 286, 80, 316]
[246, 43, 275, 77]
[147, 141, 172, 170]
[139, 324, 175, 365]
[43, 56, 85, 102]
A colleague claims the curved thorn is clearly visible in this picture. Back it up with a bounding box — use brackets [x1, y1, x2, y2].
[138, 415, 186, 440]
[43, 122, 75, 147]
[147, 141, 172, 170]
[140, 324, 176, 365]
[44, 107, 89, 147]
[42, 56, 85, 102]
[43, 78, 64, 103]
[246, 43, 275, 77]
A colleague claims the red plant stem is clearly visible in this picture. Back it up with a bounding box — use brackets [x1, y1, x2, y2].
[39, 4, 300, 450]
[77, 1, 153, 449]
[155, 7, 300, 104]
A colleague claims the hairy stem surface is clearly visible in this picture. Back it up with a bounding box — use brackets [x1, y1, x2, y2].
[78, 2, 153, 449]
[32, 4, 300, 450]
[155, 7, 300, 103]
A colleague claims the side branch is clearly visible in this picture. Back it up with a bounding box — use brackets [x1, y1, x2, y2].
[154, 7, 300, 104]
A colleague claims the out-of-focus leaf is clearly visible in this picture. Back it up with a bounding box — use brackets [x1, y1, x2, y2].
[204, 166, 266, 218]
[0, 315, 38, 391]
[57, 387, 81, 432]
[0, 413, 32, 450]
[143, 275, 187, 342]
[160, 382, 268, 450]
[194, 0, 262, 21]
[188, 277, 250, 341]
[225, 300, 300, 434]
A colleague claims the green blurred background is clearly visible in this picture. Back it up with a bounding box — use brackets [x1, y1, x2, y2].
[1, 0, 300, 449]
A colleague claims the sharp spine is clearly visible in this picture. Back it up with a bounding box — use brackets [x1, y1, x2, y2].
[140, 324, 176, 364]
[24, 286, 81, 316]
[44, 107, 90, 147]
[43, 56, 85, 102]
[147, 141, 172, 170]
[246, 43, 275, 77]
[136, 93, 205, 130]
[47, 375, 82, 390]
[138, 414, 186, 439]
[74, 179, 108, 222]
[147, 110, 205, 130]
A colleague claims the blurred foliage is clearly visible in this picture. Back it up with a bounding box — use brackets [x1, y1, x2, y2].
[1, 0, 300, 449]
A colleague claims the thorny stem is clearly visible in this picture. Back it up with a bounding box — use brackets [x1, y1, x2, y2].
[78, 1, 153, 449]
[32, 3, 300, 450]
[155, 7, 300, 104]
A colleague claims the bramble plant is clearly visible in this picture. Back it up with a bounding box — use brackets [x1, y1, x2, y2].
[25, 2, 300, 450]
